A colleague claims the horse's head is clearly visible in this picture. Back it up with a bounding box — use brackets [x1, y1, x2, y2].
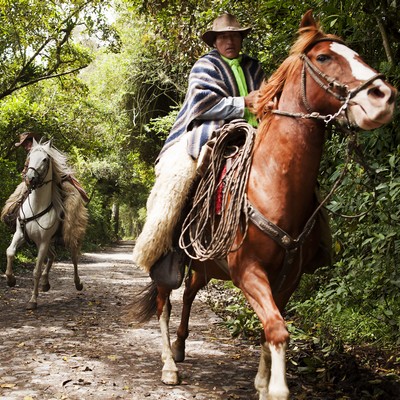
[258, 10, 397, 131]
[24, 141, 52, 190]
[300, 10, 397, 130]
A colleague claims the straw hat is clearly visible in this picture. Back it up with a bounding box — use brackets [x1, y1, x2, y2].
[202, 13, 251, 47]
[15, 132, 39, 147]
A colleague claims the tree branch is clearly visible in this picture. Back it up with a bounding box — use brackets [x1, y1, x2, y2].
[0, 66, 87, 100]
[375, 16, 394, 65]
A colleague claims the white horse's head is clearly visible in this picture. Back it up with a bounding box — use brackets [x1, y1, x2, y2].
[24, 142, 52, 189]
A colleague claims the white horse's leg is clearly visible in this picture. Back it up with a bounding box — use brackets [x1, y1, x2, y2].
[255, 334, 271, 400]
[160, 298, 179, 385]
[267, 342, 289, 400]
[71, 248, 83, 291]
[5, 229, 25, 287]
[27, 242, 50, 310]
[41, 247, 56, 292]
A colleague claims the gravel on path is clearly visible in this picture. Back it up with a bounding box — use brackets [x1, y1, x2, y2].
[0, 241, 259, 400]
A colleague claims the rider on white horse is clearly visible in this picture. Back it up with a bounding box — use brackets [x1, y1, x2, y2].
[1, 132, 89, 232]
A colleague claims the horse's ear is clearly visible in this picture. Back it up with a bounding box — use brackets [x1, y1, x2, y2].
[43, 139, 52, 151]
[300, 9, 316, 29]
[32, 137, 38, 146]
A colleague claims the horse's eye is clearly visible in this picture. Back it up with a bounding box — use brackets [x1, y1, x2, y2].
[316, 54, 330, 63]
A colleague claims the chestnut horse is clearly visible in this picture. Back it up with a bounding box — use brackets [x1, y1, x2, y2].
[132, 11, 397, 400]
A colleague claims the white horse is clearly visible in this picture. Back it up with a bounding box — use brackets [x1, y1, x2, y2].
[4, 139, 88, 309]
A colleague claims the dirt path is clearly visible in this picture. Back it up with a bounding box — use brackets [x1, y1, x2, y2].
[0, 241, 259, 400]
[1, 241, 399, 400]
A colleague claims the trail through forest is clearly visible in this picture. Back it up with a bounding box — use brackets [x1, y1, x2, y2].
[0, 241, 399, 399]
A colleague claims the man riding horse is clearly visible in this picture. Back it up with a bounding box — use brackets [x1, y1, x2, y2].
[132, 13, 332, 279]
[1, 131, 89, 233]
[132, 13, 265, 274]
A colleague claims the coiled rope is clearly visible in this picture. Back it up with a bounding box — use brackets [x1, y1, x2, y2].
[179, 120, 256, 260]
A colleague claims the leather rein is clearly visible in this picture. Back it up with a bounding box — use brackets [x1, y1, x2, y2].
[19, 156, 54, 234]
[249, 38, 384, 295]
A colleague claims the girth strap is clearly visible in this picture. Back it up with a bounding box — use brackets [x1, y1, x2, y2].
[246, 200, 316, 294]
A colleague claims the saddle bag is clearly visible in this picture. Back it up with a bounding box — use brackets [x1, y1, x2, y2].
[149, 248, 187, 290]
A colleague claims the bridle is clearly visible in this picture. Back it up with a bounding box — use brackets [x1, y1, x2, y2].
[24, 150, 52, 190]
[272, 38, 386, 129]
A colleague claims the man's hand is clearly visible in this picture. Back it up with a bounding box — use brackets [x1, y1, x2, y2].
[244, 90, 260, 113]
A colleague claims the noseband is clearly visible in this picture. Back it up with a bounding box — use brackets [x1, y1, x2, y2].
[272, 38, 385, 129]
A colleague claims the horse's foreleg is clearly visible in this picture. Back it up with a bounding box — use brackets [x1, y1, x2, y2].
[172, 270, 209, 363]
[71, 248, 83, 291]
[157, 287, 179, 385]
[255, 332, 271, 400]
[27, 242, 50, 310]
[5, 229, 25, 287]
[267, 341, 288, 400]
[237, 269, 289, 400]
[41, 247, 56, 292]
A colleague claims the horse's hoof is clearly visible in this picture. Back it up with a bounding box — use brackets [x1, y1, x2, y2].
[161, 370, 179, 385]
[75, 282, 83, 291]
[26, 302, 37, 310]
[172, 341, 185, 363]
[6, 276, 16, 287]
[42, 283, 51, 292]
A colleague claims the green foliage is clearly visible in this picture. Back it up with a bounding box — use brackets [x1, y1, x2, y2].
[224, 301, 262, 339]
[0, 157, 19, 271]
[0, 0, 116, 100]
[288, 138, 400, 346]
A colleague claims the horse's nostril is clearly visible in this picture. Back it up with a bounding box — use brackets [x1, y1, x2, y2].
[368, 87, 384, 98]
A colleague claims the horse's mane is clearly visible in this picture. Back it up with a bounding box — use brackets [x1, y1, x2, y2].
[31, 141, 74, 219]
[256, 19, 342, 123]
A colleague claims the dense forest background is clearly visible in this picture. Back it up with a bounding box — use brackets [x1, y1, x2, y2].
[0, 0, 399, 350]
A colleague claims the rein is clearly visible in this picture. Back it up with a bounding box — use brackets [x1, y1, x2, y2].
[19, 152, 58, 235]
[19, 202, 54, 228]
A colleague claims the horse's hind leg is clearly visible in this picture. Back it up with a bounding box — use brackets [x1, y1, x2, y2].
[71, 247, 83, 291]
[172, 269, 210, 362]
[5, 229, 25, 287]
[157, 286, 179, 385]
[41, 246, 56, 292]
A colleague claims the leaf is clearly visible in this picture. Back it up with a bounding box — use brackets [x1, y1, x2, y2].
[1, 383, 16, 388]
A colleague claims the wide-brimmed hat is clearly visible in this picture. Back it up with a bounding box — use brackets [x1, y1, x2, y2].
[15, 132, 39, 147]
[202, 13, 252, 47]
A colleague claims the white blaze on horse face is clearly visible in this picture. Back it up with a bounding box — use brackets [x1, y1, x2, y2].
[330, 42, 395, 130]
[330, 42, 375, 80]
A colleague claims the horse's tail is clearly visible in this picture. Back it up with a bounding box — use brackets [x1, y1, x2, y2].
[125, 280, 158, 325]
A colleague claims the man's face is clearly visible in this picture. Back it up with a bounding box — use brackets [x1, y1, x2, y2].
[22, 140, 33, 152]
[214, 32, 242, 59]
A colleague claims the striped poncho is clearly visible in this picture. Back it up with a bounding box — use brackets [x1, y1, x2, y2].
[159, 49, 265, 160]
